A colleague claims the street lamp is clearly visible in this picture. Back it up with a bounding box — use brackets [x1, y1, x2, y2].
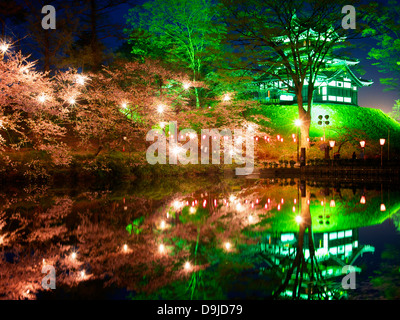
[295, 119, 302, 162]
[380, 138, 386, 167]
[329, 140, 335, 166]
[360, 140, 366, 160]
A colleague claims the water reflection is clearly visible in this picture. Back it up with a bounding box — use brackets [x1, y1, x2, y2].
[0, 178, 399, 300]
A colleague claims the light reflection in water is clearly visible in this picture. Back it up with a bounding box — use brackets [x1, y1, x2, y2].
[0, 178, 399, 300]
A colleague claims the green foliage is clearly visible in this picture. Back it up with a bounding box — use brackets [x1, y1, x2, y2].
[126, 216, 145, 235]
[364, 0, 400, 92]
[124, 0, 227, 107]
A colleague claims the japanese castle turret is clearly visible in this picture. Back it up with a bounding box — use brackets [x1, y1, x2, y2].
[255, 58, 373, 106]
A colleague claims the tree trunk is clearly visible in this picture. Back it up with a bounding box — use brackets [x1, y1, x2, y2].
[194, 87, 200, 108]
[90, 0, 101, 72]
[193, 71, 200, 108]
[298, 94, 311, 149]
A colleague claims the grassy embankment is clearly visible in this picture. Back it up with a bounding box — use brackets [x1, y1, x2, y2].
[248, 103, 400, 164]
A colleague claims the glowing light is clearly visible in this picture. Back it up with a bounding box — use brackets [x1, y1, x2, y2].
[321, 201, 324, 206]
[184, 261, 191, 270]
[38, 94, 46, 103]
[277, 135, 280, 140]
[223, 94, 231, 101]
[295, 215, 303, 224]
[380, 203, 386, 211]
[330, 199, 336, 207]
[264, 204, 268, 209]
[76, 75, 86, 85]
[281, 138, 284, 142]
[159, 244, 165, 253]
[359, 140, 366, 148]
[71, 252, 77, 260]
[277, 204, 281, 211]
[69, 98, 76, 105]
[183, 82, 190, 90]
[224, 242, 231, 251]
[160, 220, 166, 229]
[157, 104, 164, 113]
[295, 119, 302, 127]
[229, 195, 236, 202]
[380, 139, 386, 146]
[292, 206, 296, 212]
[203, 200, 207, 208]
[173, 200, 182, 210]
[189, 207, 196, 214]
[294, 199, 297, 204]
[292, 133, 296, 139]
[121, 102, 128, 109]
[123, 244, 128, 252]
[329, 140, 336, 148]
[360, 196, 366, 204]
[248, 215, 254, 223]
[281, 198, 284, 204]
[80, 270, 85, 278]
[0, 43, 9, 53]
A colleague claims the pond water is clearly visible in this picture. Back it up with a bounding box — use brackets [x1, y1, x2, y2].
[1, 176, 399, 300]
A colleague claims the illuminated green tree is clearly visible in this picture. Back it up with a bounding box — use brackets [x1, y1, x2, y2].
[125, 0, 226, 108]
[220, 0, 366, 149]
[364, 0, 400, 93]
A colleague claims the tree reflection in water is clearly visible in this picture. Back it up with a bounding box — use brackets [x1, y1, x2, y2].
[0, 178, 398, 299]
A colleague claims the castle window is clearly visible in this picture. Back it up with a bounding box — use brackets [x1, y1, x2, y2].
[344, 97, 352, 103]
[344, 82, 351, 88]
[280, 95, 294, 101]
[328, 81, 336, 86]
[328, 95, 336, 101]
[337, 96, 344, 102]
[337, 81, 343, 87]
